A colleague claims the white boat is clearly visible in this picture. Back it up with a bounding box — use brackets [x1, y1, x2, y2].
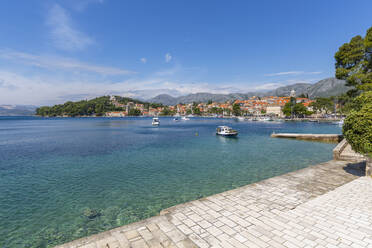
[216, 126, 238, 137]
[181, 116, 190, 121]
[260, 117, 271, 122]
[236, 117, 245, 121]
[152, 117, 160, 126]
[173, 117, 180, 121]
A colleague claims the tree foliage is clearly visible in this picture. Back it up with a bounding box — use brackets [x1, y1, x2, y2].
[193, 107, 201, 115]
[338, 26, 372, 158]
[232, 104, 241, 116]
[209, 107, 223, 114]
[128, 109, 141, 116]
[282, 101, 311, 117]
[310, 97, 334, 114]
[343, 92, 372, 157]
[335, 27, 372, 94]
[160, 106, 175, 116]
[36, 96, 117, 117]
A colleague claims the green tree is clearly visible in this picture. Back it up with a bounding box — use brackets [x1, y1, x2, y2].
[193, 107, 201, 115]
[310, 97, 334, 114]
[282, 101, 309, 117]
[128, 109, 141, 116]
[337, 26, 372, 165]
[160, 106, 173, 116]
[293, 103, 308, 117]
[232, 104, 241, 116]
[335, 27, 372, 94]
[209, 107, 223, 114]
[282, 100, 294, 117]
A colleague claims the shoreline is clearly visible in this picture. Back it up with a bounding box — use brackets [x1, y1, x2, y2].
[56, 159, 367, 248]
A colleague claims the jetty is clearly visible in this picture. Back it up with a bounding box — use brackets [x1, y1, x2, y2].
[271, 133, 343, 142]
[56, 157, 371, 248]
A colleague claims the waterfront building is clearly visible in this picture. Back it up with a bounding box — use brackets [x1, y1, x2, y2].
[266, 106, 282, 117]
[106, 111, 126, 117]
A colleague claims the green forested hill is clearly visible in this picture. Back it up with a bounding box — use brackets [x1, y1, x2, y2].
[36, 96, 117, 117]
[35, 96, 162, 117]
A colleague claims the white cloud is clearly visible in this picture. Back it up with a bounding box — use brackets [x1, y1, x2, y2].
[46, 4, 94, 51]
[165, 53, 172, 63]
[140, 58, 147, 64]
[0, 50, 135, 75]
[265, 71, 322, 76]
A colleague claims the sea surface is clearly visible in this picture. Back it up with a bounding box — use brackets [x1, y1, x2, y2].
[0, 116, 341, 247]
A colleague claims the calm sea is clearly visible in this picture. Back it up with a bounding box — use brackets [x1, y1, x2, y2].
[0, 116, 341, 247]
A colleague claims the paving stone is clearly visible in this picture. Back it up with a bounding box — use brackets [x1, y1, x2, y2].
[124, 230, 140, 241]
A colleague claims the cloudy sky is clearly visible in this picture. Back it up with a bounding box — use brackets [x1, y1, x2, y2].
[0, 0, 371, 105]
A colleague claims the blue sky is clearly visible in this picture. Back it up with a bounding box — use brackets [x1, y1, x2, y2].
[0, 0, 371, 105]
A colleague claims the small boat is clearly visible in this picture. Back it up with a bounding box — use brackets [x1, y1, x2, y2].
[152, 117, 160, 126]
[173, 117, 180, 121]
[335, 119, 344, 126]
[236, 117, 245, 121]
[181, 116, 190, 121]
[260, 117, 270, 122]
[216, 126, 238, 137]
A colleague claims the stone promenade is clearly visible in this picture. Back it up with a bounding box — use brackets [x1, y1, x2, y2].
[56, 160, 372, 248]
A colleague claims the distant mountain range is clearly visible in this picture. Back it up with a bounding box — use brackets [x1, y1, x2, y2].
[0, 105, 37, 116]
[149, 78, 351, 105]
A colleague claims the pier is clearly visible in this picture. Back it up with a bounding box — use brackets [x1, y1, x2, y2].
[56, 159, 371, 248]
[271, 133, 343, 142]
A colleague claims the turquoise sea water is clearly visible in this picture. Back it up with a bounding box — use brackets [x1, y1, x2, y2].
[0, 117, 341, 247]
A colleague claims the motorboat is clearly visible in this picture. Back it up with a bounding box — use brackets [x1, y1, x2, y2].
[236, 117, 245, 121]
[216, 126, 238, 137]
[181, 116, 190, 121]
[152, 117, 160, 126]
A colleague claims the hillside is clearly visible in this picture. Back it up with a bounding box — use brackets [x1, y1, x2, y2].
[149, 78, 350, 105]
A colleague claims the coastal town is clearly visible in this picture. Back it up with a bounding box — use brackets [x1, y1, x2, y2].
[106, 90, 329, 118]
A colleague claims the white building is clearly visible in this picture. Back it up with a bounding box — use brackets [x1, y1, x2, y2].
[266, 106, 282, 117]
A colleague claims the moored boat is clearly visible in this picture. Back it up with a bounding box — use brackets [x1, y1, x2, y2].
[152, 117, 160, 126]
[216, 126, 238, 137]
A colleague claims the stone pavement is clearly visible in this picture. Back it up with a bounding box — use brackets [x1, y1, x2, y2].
[56, 160, 372, 248]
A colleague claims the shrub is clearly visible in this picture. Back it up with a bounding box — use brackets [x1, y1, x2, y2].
[343, 92, 372, 158]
